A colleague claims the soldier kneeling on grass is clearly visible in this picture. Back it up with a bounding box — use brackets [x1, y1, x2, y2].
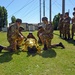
[39, 17, 65, 50]
[0, 21, 26, 52]
[22, 32, 41, 54]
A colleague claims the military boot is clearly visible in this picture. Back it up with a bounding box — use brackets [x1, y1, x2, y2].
[0, 45, 4, 52]
[59, 42, 65, 49]
[43, 44, 48, 50]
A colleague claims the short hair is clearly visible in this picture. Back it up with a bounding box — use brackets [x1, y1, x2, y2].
[65, 12, 69, 16]
[73, 12, 75, 15]
[73, 7, 75, 11]
[16, 19, 22, 23]
[60, 14, 63, 17]
[42, 17, 48, 21]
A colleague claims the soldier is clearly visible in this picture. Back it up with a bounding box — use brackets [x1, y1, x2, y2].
[0, 19, 24, 52]
[63, 12, 71, 40]
[71, 12, 75, 40]
[39, 17, 65, 50]
[58, 14, 64, 38]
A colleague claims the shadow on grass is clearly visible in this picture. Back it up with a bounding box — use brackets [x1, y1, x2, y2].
[40, 49, 56, 58]
[54, 32, 75, 45]
[0, 51, 20, 63]
[26, 49, 57, 58]
[0, 52, 13, 63]
[66, 40, 75, 45]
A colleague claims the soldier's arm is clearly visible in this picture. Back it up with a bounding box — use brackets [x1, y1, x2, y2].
[45, 25, 53, 34]
[10, 25, 19, 35]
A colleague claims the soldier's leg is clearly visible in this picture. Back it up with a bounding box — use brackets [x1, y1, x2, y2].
[4, 39, 17, 52]
[60, 30, 61, 37]
[17, 36, 24, 49]
[72, 32, 74, 39]
[72, 29, 74, 39]
[43, 41, 48, 50]
[38, 37, 42, 45]
[50, 42, 65, 49]
[64, 28, 67, 39]
[45, 38, 51, 49]
[0, 45, 4, 52]
[63, 32, 65, 38]
[68, 28, 70, 40]
[63, 27, 65, 38]
[39, 34, 48, 50]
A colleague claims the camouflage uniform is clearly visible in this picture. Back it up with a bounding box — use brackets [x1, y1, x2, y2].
[39, 24, 53, 48]
[71, 17, 75, 39]
[58, 16, 64, 37]
[6, 23, 21, 51]
[63, 17, 71, 39]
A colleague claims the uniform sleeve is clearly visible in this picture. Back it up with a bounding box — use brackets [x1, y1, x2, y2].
[10, 25, 19, 39]
[11, 25, 19, 35]
[45, 25, 53, 34]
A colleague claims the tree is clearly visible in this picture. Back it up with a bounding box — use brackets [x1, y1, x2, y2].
[53, 13, 60, 30]
[2, 6, 8, 27]
[0, 6, 8, 29]
[11, 16, 16, 23]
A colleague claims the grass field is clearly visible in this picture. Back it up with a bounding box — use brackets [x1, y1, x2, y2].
[0, 31, 75, 75]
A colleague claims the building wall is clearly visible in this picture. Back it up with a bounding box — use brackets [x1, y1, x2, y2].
[8, 23, 38, 32]
[21, 23, 27, 31]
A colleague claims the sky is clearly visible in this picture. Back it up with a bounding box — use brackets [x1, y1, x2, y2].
[0, 0, 75, 24]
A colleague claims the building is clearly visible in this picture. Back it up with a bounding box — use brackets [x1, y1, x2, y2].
[2, 23, 39, 32]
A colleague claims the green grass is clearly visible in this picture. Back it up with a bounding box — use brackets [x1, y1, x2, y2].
[0, 31, 75, 75]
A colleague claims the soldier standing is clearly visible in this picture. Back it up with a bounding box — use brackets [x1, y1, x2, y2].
[63, 12, 71, 40]
[58, 14, 64, 38]
[71, 12, 75, 40]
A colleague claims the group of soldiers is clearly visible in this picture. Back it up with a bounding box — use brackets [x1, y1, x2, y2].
[58, 11, 75, 40]
[0, 17, 65, 54]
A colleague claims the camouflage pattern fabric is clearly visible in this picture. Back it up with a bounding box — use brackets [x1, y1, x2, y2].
[39, 24, 54, 48]
[71, 17, 75, 39]
[6, 23, 20, 51]
[58, 18, 64, 34]
[63, 17, 71, 39]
